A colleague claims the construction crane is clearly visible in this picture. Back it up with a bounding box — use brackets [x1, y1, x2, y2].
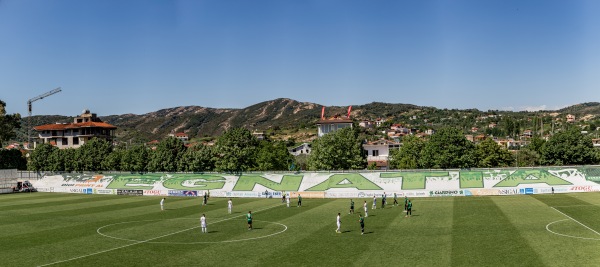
[27, 87, 62, 149]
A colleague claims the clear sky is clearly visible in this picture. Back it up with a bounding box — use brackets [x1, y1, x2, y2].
[1, 0, 599, 116]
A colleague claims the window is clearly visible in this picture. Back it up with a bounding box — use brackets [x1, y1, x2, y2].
[62, 138, 68, 146]
[73, 138, 79, 145]
[372, 150, 379, 156]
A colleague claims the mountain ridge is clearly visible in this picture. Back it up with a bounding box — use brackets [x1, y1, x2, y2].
[18, 98, 600, 143]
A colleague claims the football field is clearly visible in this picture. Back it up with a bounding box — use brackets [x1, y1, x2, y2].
[1, 193, 599, 266]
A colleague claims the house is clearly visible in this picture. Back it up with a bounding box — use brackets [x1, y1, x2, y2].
[425, 129, 435, 136]
[168, 132, 189, 142]
[358, 120, 373, 128]
[488, 123, 497, 128]
[317, 115, 353, 137]
[593, 138, 600, 148]
[34, 109, 116, 149]
[566, 114, 575, 123]
[375, 118, 384, 127]
[289, 143, 311, 156]
[522, 130, 533, 138]
[252, 131, 266, 141]
[362, 139, 401, 170]
[471, 127, 479, 133]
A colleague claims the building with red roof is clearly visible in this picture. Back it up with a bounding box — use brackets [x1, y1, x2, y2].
[33, 109, 117, 149]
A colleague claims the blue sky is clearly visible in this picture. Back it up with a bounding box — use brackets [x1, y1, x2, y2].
[1, 0, 599, 116]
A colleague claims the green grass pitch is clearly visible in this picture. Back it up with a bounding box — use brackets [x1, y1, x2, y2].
[1, 193, 600, 266]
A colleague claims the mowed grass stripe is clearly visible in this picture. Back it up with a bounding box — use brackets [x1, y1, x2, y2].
[45, 200, 289, 266]
[533, 193, 600, 237]
[358, 199, 454, 267]
[451, 197, 544, 266]
[0, 192, 81, 203]
[0, 196, 189, 228]
[492, 195, 600, 266]
[0, 193, 136, 211]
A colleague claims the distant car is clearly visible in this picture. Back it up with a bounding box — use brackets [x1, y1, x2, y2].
[16, 181, 37, 192]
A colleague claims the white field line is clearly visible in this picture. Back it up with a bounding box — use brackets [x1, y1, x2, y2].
[550, 207, 600, 237]
[38, 203, 283, 267]
[551, 204, 596, 208]
[546, 219, 600, 241]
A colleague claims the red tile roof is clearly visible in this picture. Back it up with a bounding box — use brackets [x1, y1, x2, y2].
[34, 121, 117, 131]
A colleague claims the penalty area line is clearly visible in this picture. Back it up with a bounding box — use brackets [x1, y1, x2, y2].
[550, 207, 600, 237]
[38, 203, 284, 267]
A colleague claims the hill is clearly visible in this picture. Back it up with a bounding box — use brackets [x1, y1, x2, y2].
[17, 99, 600, 144]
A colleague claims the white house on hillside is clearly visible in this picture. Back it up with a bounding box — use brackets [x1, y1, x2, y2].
[362, 139, 401, 169]
[289, 143, 311, 156]
[317, 116, 353, 137]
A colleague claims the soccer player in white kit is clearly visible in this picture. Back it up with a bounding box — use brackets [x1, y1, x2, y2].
[372, 195, 377, 209]
[286, 194, 290, 207]
[200, 214, 207, 233]
[228, 198, 233, 214]
[336, 213, 342, 233]
[364, 201, 368, 217]
[160, 198, 165, 211]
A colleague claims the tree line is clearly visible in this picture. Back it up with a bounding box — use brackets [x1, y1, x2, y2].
[14, 125, 600, 172]
[389, 126, 600, 169]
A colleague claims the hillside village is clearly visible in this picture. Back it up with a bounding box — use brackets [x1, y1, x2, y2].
[7, 99, 600, 170]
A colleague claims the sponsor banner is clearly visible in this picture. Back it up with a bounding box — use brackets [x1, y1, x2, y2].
[95, 189, 115, 195]
[168, 190, 198, 197]
[259, 191, 283, 198]
[69, 188, 93, 194]
[289, 191, 325, 199]
[519, 188, 534, 195]
[497, 188, 519, 195]
[143, 190, 166, 196]
[325, 192, 360, 198]
[535, 188, 552, 194]
[404, 191, 428, 198]
[208, 191, 227, 198]
[429, 190, 463, 197]
[226, 191, 260, 198]
[568, 186, 600, 193]
[464, 189, 497, 196]
[117, 189, 143, 196]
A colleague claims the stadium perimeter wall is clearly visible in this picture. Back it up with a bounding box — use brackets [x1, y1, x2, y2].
[29, 167, 600, 198]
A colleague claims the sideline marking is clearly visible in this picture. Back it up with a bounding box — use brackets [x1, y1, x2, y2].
[38, 203, 284, 267]
[546, 219, 600, 241]
[97, 219, 287, 244]
[550, 207, 600, 237]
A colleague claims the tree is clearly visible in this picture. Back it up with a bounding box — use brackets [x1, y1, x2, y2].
[102, 145, 126, 171]
[308, 128, 366, 170]
[515, 148, 540, 167]
[293, 154, 309, 171]
[541, 127, 598, 166]
[122, 144, 150, 173]
[75, 138, 113, 171]
[214, 128, 259, 173]
[420, 127, 476, 169]
[28, 143, 58, 171]
[528, 136, 546, 155]
[388, 135, 424, 169]
[148, 137, 186, 172]
[255, 141, 294, 171]
[178, 144, 215, 172]
[0, 149, 27, 170]
[0, 100, 21, 145]
[475, 137, 514, 168]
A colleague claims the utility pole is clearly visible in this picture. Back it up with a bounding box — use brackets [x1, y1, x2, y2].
[27, 87, 62, 149]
